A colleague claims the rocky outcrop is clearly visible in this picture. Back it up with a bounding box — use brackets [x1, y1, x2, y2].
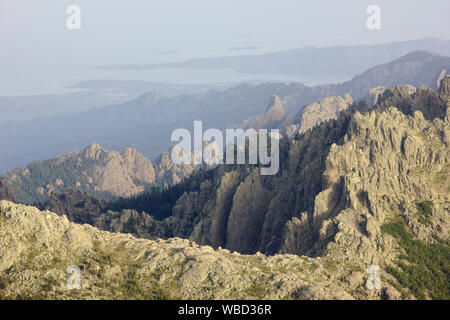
[375, 84, 448, 121]
[153, 148, 199, 187]
[285, 94, 353, 137]
[436, 69, 447, 89]
[84, 144, 157, 197]
[365, 85, 415, 105]
[254, 95, 287, 129]
[282, 107, 449, 260]
[439, 76, 450, 106]
[243, 92, 353, 139]
[0, 200, 366, 300]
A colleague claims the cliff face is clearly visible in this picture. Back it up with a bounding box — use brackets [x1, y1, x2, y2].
[83, 144, 157, 198]
[283, 78, 450, 260]
[282, 107, 449, 259]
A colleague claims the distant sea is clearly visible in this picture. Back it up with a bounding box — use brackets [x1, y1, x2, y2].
[0, 66, 348, 96]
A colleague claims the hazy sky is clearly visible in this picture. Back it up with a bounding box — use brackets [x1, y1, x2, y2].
[1, 0, 450, 94]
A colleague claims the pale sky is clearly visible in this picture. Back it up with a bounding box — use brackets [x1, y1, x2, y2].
[1, 0, 450, 94]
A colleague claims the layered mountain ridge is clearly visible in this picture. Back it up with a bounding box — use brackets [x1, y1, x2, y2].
[1, 51, 448, 173]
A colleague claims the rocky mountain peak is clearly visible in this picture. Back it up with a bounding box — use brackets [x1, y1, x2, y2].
[255, 95, 286, 129]
[266, 95, 283, 112]
[82, 143, 107, 160]
[3, 144, 157, 202]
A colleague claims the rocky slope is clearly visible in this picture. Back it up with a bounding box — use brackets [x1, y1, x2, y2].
[333, 50, 450, 98]
[0, 200, 371, 300]
[2, 144, 156, 203]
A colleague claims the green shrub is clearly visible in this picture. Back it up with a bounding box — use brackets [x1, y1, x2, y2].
[381, 220, 449, 299]
[416, 200, 433, 225]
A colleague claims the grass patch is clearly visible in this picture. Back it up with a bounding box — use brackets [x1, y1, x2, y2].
[245, 281, 269, 299]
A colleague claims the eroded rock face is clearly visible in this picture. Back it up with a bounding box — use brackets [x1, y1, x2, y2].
[2, 143, 202, 203]
[83, 144, 157, 198]
[366, 85, 415, 105]
[226, 169, 271, 253]
[282, 107, 449, 263]
[3, 144, 156, 202]
[0, 200, 369, 300]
